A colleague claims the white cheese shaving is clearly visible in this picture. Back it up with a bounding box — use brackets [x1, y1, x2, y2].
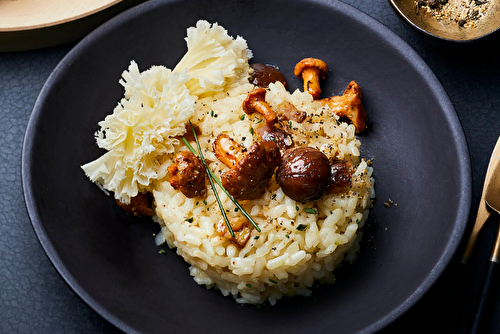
[174, 20, 252, 98]
[81, 62, 195, 203]
[81, 20, 253, 204]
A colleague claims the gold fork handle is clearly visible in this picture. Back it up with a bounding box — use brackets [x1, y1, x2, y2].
[470, 220, 500, 334]
[462, 199, 491, 264]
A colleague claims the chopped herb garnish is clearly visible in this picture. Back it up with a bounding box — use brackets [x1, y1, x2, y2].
[296, 224, 307, 231]
[256, 118, 263, 124]
[234, 207, 239, 212]
[295, 205, 299, 211]
[240, 114, 245, 120]
[210, 110, 215, 117]
[254, 236, 260, 240]
[185, 217, 194, 223]
[271, 194, 277, 200]
[304, 208, 317, 214]
[288, 121, 292, 129]
[269, 278, 278, 284]
[246, 283, 252, 288]
[285, 234, 290, 239]
[158, 249, 166, 254]
[203, 200, 207, 205]
[250, 127, 254, 135]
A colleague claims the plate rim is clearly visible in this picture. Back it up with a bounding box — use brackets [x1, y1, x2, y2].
[21, 0, 472, 332]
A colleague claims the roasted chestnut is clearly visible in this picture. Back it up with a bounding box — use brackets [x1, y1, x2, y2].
[276, 147, 331, 202]
[326, 161, 353, 194]
[250, 63, 288, 89]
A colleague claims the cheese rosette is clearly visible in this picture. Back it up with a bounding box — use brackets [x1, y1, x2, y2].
[82, 63, 195, 203]
[82, 20, 253, 204]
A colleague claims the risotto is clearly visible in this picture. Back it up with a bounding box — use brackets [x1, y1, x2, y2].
[82, 20, 374, 305]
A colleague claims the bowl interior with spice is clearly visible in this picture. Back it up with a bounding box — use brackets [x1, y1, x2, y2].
[22, 0, 471, 333]
[389, 0, 500, 42]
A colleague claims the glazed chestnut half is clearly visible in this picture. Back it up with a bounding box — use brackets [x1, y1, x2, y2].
[276, 147, 331, 202]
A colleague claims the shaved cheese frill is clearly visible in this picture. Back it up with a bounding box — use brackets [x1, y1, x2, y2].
[174, 20, 253, 98]
[81, 20, 253, 204]
[81, 62, 196, 204]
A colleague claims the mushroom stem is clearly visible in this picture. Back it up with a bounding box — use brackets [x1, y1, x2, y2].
[301, 67, 323, 99]
[294, 58, 327, 99]
[242, 88, 277, 124]
[252, 100, 275, 122]
[213, 134, 244, 167]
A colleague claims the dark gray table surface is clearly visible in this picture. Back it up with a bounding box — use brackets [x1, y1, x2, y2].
[1, 0, 500, 333]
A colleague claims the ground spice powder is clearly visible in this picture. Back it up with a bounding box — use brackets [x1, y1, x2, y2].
[415, 0, 491, 27]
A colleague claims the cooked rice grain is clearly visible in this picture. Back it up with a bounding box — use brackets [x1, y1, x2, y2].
[153, 82, 374, 305]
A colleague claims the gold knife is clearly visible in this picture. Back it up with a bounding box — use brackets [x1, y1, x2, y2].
[461, 135, 500, 264]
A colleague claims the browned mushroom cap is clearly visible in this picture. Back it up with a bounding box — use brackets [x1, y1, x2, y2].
[274, 101, 307, 123]
[256, 123, 294, 152]
[175, 122, 202, 142]
[294, 58, 328, 99]
[317, 81, 367, 133]
[216, 217, 253, 248]
[168, 150, 207, 198]
[116, 192, 155, 217]
[242, 88, 277, 124]
[213, 134, 281, 200]
[325, 160, 354, 194]
[250, 63, 289, 89]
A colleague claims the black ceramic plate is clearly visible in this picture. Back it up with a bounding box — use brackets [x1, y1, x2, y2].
[22, 0, 471, 333]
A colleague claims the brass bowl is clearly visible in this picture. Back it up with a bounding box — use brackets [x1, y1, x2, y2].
[388, 0, 500, 43]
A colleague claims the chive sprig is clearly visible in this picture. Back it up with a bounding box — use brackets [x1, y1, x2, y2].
[181, 121, 261, 237]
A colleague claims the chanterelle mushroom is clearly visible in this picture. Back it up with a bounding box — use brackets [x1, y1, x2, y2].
[274, 101, 307, 124]
[213, 134, 280, 200]
[168, 150, 207, 198]
[217, 217, 253, 248]
[116, 192, 154, 217]
[242, 88, 277, 124]
[294, 58, 328, 99]
[317, 81, 367, 133]
[256, 123, 294, 152]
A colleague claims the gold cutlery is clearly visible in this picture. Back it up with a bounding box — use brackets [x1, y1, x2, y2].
[462, 136, 500, 264]
[469, 136, 500, 333]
